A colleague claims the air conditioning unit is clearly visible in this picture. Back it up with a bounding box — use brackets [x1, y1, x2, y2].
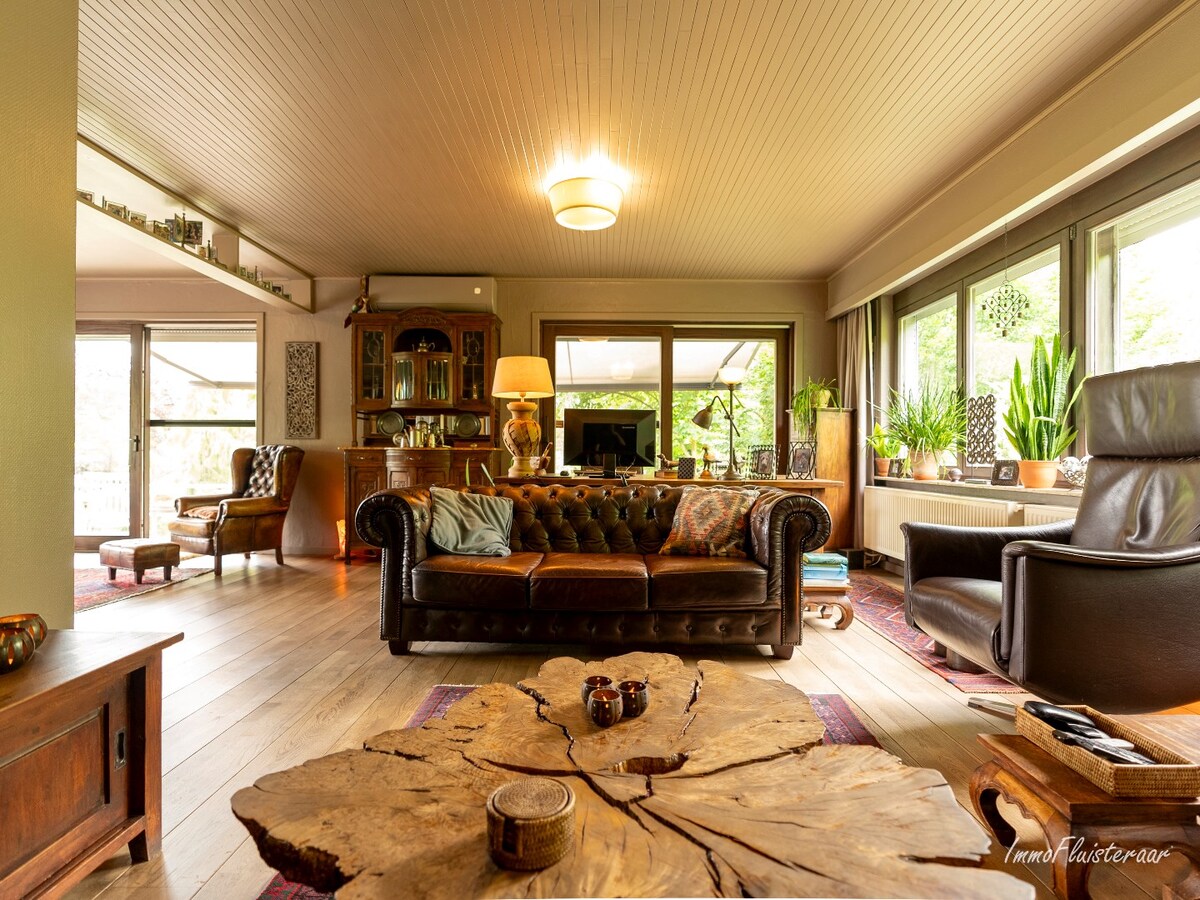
[369, 276, 496, 313]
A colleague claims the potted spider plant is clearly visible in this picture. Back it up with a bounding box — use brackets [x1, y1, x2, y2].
[886, 383, 967, 480]
[1003, 334, 1082, 489]
[865, 422, 901, 477]
[791, 376, 840, 440]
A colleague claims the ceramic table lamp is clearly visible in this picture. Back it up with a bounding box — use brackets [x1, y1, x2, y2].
[492, 356, 555, 477]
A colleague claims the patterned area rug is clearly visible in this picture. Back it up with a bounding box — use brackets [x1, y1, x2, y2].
[74, 566, 212, 613]
[257, 681, 880, 899]
[848, 571, 1020, 693]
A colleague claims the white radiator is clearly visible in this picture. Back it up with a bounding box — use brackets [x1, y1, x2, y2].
[1022, 504, 1078, 526]
[864, 486, 1022, 561]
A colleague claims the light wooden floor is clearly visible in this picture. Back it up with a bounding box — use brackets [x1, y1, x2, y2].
[63, 555, 1192, 900]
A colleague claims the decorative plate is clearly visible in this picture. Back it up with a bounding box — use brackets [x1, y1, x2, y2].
[377, 410, 405, 436]
[455, 412, 481, 438]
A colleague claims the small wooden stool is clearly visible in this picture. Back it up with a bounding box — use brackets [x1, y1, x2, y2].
[98, 539, 181, 584]
[803, 583, 854, 630]
[971, 732, 1200, 899]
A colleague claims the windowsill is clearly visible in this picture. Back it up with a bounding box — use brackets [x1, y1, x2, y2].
[871, 476, 1082, 507]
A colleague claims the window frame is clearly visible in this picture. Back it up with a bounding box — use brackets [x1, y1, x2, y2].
[539, 321, 792, 463]
[896, 291, 959, 397]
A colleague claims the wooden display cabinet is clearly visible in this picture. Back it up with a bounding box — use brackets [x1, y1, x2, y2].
[344, 306, 502, 564]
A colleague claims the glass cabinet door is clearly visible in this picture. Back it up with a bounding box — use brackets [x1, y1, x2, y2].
[392, 355, 415, 403]
[420, 354, 453, 405]
[356, 327, 388, 407]
[460, 329, 486, 403]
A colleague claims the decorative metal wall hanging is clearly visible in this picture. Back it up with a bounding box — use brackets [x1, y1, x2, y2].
[285, 341, 319, 439]
[966, 394, 997, 466]
[981, 222, 1029, 336]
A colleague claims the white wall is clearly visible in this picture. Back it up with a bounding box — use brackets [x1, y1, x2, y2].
[1, 0, 77, 629]
[76, 277, 359, 555]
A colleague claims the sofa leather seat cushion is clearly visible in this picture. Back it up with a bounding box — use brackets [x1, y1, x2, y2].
[412, 552, 543, 609]
[530, 553, 648, 610]
[645, 555, 767, 609]
[169, 516, 216, 539]
[907, 576, 1005, 673]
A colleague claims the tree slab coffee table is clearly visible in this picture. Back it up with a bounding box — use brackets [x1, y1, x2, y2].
[232, 652, 1031, 899]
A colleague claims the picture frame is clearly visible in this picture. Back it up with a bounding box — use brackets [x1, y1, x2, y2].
[787, 441, 816, 479]
[104, 200, 127, 219]
[991, 459, 1020, 486]
[887, 457, 905, 478]
[171, 213, 186, 244]
[748, 445, 777, 478]
[152, 221, 171, 240]
[76, 189, 93, 204]
[184, 219, 204, 246]
[129, 211, 148, 229]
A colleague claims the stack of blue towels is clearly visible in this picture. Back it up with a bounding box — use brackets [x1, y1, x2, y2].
[802, 551, 849, 585]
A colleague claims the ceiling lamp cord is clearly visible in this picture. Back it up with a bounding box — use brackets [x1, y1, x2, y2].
[981, 221, 1029, 337]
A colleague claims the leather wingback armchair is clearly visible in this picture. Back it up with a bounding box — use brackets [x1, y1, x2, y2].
[903, 360, 1200, 712]
[169, 445, 305, 576]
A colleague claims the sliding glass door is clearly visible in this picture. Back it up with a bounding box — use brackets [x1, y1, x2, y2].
[145, 326, 257, 538]
[74, 325, 142, 549]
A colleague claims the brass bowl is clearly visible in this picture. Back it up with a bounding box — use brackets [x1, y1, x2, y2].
[0, 613, 47, 647]
[0, 627, 36, 674]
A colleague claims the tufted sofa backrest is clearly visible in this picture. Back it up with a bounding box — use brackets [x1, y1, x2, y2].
[450, 483, 685, 553]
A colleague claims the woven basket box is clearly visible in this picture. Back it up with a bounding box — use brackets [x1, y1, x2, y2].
[1015, 705, 1200, 798]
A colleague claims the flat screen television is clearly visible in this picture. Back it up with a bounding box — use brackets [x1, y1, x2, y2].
[562, 408, 657, 476]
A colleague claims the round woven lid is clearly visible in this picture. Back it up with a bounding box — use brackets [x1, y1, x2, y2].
[490, 777, 572, 819]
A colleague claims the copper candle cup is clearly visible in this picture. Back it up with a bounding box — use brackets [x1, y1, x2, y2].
[0, 613, 47, 647]
[617, 680, 650, 718]
[580, 674, 613, 705]
[586, 688, 624, 727]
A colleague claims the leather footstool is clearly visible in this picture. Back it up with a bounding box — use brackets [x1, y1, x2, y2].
[98, 539, 181, 584]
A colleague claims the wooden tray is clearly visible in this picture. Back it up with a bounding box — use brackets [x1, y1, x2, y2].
[1015, 705, 1200, 798]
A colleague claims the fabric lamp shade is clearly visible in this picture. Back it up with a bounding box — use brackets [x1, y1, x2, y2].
[492, 356, 555, 399]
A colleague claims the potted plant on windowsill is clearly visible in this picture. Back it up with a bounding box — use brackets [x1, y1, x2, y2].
[791, 376, 840, 440]
[866, 422, 901, 477]
[1003, 333, 1082, 490]
[886, 383, 967, 481]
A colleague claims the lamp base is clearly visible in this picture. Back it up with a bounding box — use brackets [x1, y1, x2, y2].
[501, 400, 541, 482]
[720, 467, 740, 481]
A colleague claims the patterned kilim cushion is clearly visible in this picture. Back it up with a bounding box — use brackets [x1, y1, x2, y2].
[245, 445, 285, 497]
[659, 485, 758, 557]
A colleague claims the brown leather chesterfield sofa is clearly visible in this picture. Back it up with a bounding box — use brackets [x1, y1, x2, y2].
[903, 359, 1200, 713]
[356, 483, 831, 658]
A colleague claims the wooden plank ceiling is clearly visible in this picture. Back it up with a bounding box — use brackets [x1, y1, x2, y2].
[78, 0, 1180, 279]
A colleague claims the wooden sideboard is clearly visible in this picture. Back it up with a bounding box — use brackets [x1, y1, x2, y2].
[0, 630, 182, 898]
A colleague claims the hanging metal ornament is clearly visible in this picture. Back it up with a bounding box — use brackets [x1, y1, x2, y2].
[982, 222, 1029, 337]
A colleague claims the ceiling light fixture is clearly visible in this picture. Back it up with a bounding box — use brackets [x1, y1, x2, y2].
[544, 157, 627, 231]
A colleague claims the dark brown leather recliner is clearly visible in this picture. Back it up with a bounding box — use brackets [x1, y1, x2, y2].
[903, 360, 1200, 713]
[169, 445, 305, 576]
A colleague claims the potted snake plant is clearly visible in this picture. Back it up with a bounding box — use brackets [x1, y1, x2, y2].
[886, 383, 967, 480]
[1003, 334, 1082, 489]
[866, 422, 902, 477]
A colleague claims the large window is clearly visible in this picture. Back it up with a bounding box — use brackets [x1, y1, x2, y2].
[969, 245, 1062, 457]
[897, 293, 956, 396]
[1090, 178, 1200, 371]
[544, 323, 788, 474]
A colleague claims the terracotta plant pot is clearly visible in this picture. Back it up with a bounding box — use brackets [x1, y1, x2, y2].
[910, 451, 940, 481]
[874, 457, 892, 477]
[1018, 459, 1060, 489]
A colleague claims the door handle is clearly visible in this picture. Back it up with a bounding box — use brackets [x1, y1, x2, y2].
[132, 435, 141, 452]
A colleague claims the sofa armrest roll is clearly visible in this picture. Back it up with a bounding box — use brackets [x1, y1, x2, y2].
[749, 491, 832, 646]
[356, 488, 434, 642]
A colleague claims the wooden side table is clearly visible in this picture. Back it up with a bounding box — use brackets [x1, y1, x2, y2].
[971, 731, 1200, 900]
[803, 582, 854, 630]
[0, 630, 183, 898]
